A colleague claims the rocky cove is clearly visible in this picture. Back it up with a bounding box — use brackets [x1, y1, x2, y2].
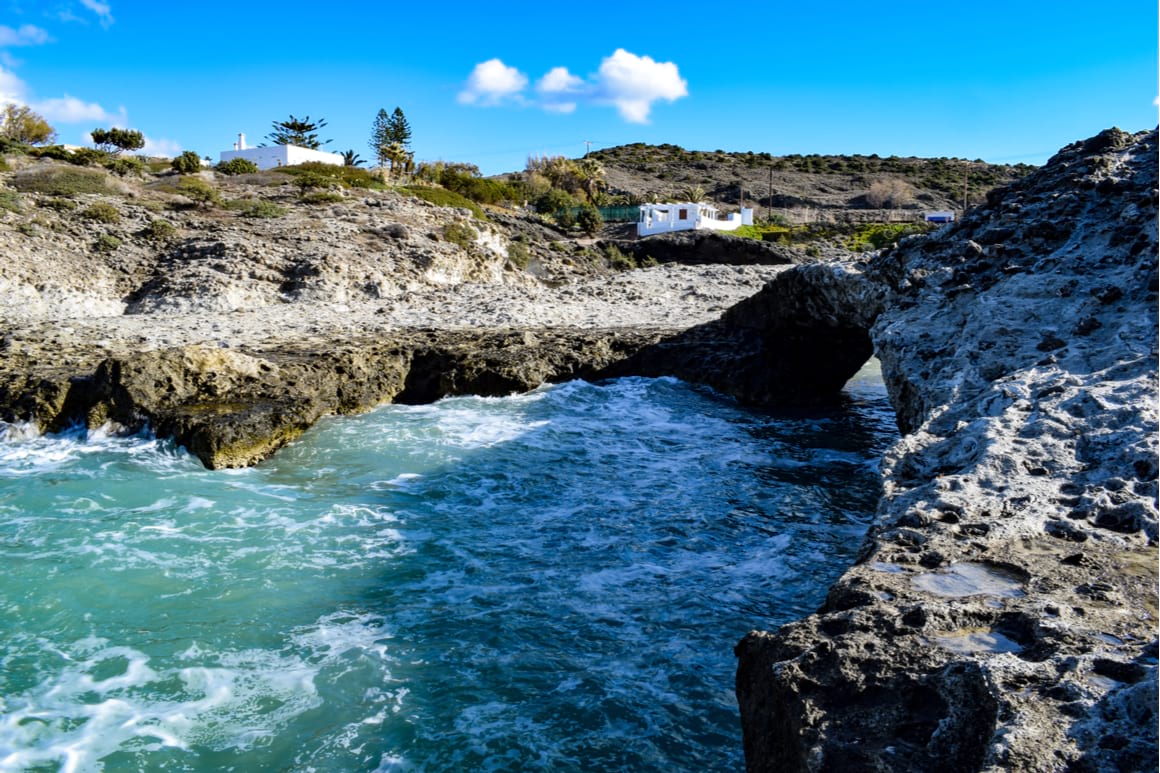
[0, 128, 1156, 771]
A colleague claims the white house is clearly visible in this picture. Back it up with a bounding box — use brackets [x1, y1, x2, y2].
[637, 202, 754, 237]
[218, 133, 343, 170]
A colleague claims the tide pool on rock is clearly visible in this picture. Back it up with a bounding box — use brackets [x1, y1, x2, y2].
[0, 373, 894, 771]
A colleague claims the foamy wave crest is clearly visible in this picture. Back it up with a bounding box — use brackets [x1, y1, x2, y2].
[0, 610, 399, 770]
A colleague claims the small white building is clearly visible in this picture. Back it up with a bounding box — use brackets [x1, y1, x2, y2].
[218, 132, 343, 170]
[637, 202, 754, 237]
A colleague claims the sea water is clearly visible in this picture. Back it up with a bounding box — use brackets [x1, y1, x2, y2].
[0, 371, 895, 771]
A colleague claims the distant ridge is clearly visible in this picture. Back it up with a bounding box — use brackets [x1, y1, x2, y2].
[580, 143, 1035, 215]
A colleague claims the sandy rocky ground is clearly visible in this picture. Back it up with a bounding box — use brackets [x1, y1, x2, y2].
[0, 160, 792, 355]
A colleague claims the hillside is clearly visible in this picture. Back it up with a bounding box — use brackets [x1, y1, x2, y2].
[584, 143, 1036, 217]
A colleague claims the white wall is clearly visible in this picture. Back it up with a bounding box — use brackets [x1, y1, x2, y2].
[637, 204, 754, 236]
[218, 144, 344, 170]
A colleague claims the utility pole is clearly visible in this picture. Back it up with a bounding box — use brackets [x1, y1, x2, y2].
[584, 140, 592, 157]
[768, 165, 773, 222]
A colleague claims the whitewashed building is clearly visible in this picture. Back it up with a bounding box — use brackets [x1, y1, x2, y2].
[218, 133, 343, 170]
[637, 202, 754, 237]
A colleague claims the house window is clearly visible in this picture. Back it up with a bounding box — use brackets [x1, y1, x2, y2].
[678, 208, 688, 220]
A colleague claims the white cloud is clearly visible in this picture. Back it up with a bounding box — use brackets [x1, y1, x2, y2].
[79, 0, 115, 28]
[0, 64, 28, 104]
[141, 135, 181, 158]
[595, 49, 687, 124]
[458, 59, 528, 106]
[536, 66, 585, 114]
[0, 24, 51, 47]
[33, 94, 124, 124]
[462, 50, 688, 122]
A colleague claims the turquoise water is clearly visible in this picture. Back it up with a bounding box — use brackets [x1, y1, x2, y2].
[0, 374, 895, 771]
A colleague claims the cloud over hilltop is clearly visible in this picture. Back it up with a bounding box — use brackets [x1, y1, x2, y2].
[460, 49, 688, 123]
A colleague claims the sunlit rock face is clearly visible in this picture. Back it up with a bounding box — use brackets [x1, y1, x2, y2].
[736, 128, 1159, 773]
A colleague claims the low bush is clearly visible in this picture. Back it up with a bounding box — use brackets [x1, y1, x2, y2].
[142, 219, 176, 240]
[11, 166, 110, 196]
[507, 239, 530, 269]
[93, 233, 121, 252]
[0, 189, 22, 213]
[69, 147, 109, 167]
[38, 197, 76, 212]
[400, 185, 485, 220]
[27, 145, 71, 162]
[215, 157, 259, 176]
[108, 157, 145, 177]
[81, 201, 121, 223]
[275, 161, 381, 189]
[171, 150, 202, 175]
[177, 176, 220, 208]
[442, 221, 476, 250]
[576, 205, 602, 236]
[240, 200, 288, 218]
[301, 191, 344, 205]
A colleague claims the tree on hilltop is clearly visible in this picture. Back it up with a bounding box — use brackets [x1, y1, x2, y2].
[266, 115, 330, 149]
[90, 127, 145, 154]
[0, 104, 56, 145]
[370, 107, 413, 182]
[387, 107, 411, 148]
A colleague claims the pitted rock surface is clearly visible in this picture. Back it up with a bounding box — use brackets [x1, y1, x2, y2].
[735, 128, 1158, 772]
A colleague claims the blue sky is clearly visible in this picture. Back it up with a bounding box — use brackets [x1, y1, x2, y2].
[1, 0, 1156, 175]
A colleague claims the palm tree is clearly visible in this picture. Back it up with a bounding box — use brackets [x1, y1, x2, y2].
[383, 142, 411, 182]
[340, 149, 365, 167]
[576, 158, 607, 204]
[678, 184, 706, 203]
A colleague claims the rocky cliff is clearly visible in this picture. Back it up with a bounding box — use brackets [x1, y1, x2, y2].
[735, 128, 1158, 772]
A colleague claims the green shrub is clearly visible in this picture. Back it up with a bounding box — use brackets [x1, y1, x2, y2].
[11, 166, 110, 196]
[177, 175, 220, 207]
[301, 190, 344, 205]
[93, 233, 121, 252]
[69, 147, 109, 167]
[28, 144, 72, 161]
[215, 157, 259, 175]
[81, 201, 121, 223]
[142, 219, 176, 240]
[507, 240, 530, 269]
[39, 197, 76, 212]
[604, 244, 634, 271]
[294, 171, 330, 197]
[533, 188, 576, 215]
[576, 205, 602, 236]
[0, 156, 9, 172]
[0, 189, 22, 213]
[171, 150, 202, 174]
[107, 157, 145, 177]
[239, 200, 287, 218]
[16, 221, 36, 236]
[400, 185, 486, 219]
[274, 161, 380, 189]
[442, 221, 476, 249]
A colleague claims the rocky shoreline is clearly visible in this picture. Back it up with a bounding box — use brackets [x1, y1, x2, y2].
[736, 127, 1158, 771]
[1, 128, 1156, 770]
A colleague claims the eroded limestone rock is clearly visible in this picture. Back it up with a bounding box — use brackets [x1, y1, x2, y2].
[735, 127, 1159, 772]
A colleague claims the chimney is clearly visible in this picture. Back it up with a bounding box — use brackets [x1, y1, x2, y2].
[238, 132, 246, 151]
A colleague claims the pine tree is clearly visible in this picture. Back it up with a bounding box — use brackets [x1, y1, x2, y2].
[266, 115, 329, 149]
[369, 108, 391, 181]
[386, 107, 411, 149]
[90, 127, 145, 154]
